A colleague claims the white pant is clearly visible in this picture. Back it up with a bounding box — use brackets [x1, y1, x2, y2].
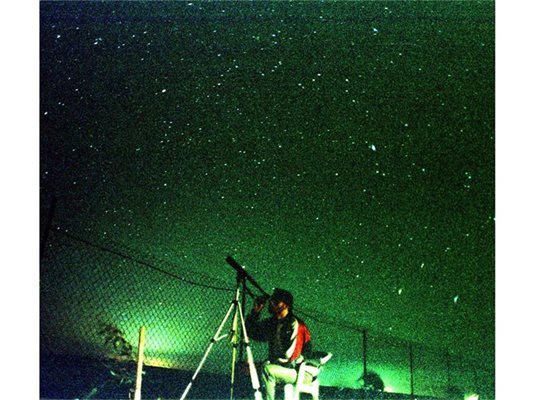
[262, 362, 298, 400]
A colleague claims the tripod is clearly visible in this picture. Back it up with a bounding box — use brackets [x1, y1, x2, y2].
[179, 273, 263, 400]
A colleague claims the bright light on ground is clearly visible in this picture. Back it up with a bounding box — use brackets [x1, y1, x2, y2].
[464, 394, 479, 400]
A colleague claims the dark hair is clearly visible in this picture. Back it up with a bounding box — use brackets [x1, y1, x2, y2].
[271, 288, 293, 309]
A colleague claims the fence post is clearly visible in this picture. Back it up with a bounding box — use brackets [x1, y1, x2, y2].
[362, 329, 368, 377]
[40, 195, 57, 262]
[134, 326, 147, 400]
[409, 343, 414, 400]
[446, 351, 452, 390]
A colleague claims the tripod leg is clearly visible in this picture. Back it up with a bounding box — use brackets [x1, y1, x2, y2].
[237, 300, 263, 400]
[229, 299, 240, 400]
[179, 300, 236, 400]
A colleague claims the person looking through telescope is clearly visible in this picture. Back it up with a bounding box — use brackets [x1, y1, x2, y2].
[246, 288, 312, 400]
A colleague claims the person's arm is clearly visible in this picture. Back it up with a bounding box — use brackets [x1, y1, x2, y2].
[245, 297, 270, 342]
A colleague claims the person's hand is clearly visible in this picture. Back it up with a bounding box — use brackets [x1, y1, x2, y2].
[253, 295, 269, 313]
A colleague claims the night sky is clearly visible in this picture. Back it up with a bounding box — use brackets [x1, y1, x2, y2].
[40, 0, 494, 377]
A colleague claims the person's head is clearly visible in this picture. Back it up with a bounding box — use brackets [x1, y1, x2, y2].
[268, 288, 293, 318]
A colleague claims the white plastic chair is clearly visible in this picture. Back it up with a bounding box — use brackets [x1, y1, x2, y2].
[284, 352, 332, 400]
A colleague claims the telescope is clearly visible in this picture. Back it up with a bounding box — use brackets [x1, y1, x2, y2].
[225, 256, 270, 297]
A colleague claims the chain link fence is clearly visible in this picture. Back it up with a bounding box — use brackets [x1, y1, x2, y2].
[40, 228, 493, 400]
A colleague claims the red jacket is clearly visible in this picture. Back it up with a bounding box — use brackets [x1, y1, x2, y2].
[246, 311, 312, 366]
